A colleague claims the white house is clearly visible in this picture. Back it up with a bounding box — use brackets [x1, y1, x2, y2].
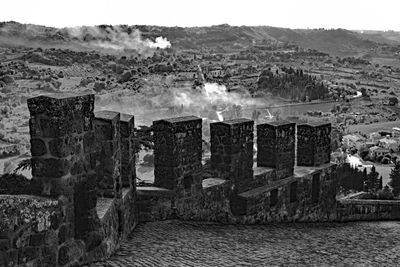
[379, 137, 399, 152]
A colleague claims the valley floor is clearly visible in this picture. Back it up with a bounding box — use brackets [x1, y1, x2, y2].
[90, 220, 400, 266]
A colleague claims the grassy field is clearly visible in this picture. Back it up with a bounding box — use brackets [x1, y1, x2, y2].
[371, 57, 400, 68]
[348, 121, 400, 134]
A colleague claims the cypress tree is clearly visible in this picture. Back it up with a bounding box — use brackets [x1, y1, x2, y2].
[389, 162, 400, 197]
[367, 166, 379, 192]
[363, 168, 368, 191]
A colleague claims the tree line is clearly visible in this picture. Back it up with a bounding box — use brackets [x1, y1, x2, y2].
[337, 162, 400, 200]
[257, 67, 329, 101]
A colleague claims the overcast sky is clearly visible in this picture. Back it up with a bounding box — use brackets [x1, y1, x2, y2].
[1, 0, 399, 31]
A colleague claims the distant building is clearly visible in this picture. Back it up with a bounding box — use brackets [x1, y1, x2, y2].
[343, 134, 364, 149]
[207, 66, 225, 78]
[369, 132, 383, 143]
[379, 137, 399, 152]
[369, 146, 390, 158]
[392, 127, 400, 138]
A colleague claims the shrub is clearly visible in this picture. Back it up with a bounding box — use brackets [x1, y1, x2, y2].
[377, 186, 395, 200]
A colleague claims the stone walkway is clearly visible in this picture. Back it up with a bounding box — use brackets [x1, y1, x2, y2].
[91, 220, 400, 266]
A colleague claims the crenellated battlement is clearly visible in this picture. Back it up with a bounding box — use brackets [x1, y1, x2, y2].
[153, 116, 203, 192]
[0, 94, 398, 266]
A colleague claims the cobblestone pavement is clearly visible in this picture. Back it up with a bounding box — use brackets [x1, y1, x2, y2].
[90, 220, 400, 266]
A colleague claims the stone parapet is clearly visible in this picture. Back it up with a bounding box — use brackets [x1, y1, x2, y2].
[5, 95, 383, 267]
[0, 195, 60, 267]
[120, 114, 135, 189]
[28, 94, 96, 197]
[137, 187, 174, 222]
[230, 163, 337, 223]
[94, 110, 122, 199]
[297, 122, 331, 167]
[337, 196, 400, 221]
[26, 94, 104, 266]
[210, 118, 254, 193]
[153, 116, 203, 194]
[257, 121, 296, 179]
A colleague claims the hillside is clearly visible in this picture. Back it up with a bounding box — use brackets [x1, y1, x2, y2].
[0, 21, 400, 56]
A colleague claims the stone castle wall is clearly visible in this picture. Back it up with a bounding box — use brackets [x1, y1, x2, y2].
[210, 119, 254, 193]
[0, 195, 60, 267]
[297, 122, 331, 166]
[1, 95, 138, 267]
[337, 195, 400, 221]
[140, 117, 338, 224]
[153, 116, 203, 194]
[257, 121, 296, 180]
[1, 94, 400, 267]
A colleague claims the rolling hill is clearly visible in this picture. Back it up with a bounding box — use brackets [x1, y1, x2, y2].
[1, 21, 399, 56]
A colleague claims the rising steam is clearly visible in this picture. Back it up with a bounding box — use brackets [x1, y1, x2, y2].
[64, 25, 171, 53]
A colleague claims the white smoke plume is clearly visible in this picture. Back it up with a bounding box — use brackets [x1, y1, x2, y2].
[173, 83, 264, 109]
[0, 22, 171, 54]
[64, 25, 171, 53]
[95, 81, 272, 126]
[148, 37, 171, 49]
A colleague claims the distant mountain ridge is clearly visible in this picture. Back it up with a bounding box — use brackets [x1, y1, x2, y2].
[1, 21, 399, 56]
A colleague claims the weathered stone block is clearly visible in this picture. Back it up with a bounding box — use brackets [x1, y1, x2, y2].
[120, 113, 135, 189]
[153, 116, 202, 192]
[297, 122, 331, 167]
[26, 94, 106, 266]
[137, 187, 174, 222]
[257, 121, 295, 179]
[230, 194, 247, 216]
[27, 94, 94, 117]
[94, 123, 113, 140]
[71, 161, 84, 175]
[95, 111, 120, 141]
[48, 136, 78, 158]
[95, 111, 122, 199]
[29, 94, 96, 193]
[31, 158, 70, 178]
[120, 113, 134, 138]
[210, 118, 254, 193]
[83, 131, 96, 153]
[30, 138, 47, 157]
[29, 116, 71, 138]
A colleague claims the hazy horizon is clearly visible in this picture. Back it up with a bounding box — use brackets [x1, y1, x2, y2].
[1, 0, 400, 31]
[2, 20, 400, 33]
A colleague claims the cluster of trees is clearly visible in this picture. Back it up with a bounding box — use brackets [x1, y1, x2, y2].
[337, 163, 382, 193]
[257, 67, 329, 101]
[338, 161, 400, 200]
[338, 57, 370, 65]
